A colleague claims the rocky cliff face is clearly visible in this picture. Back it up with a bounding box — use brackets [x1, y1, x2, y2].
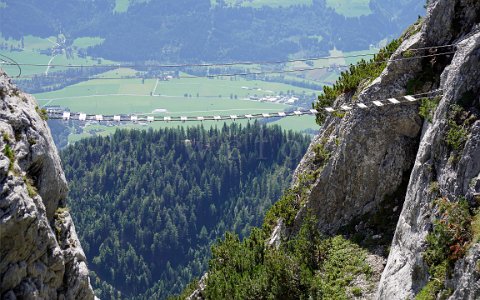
[283, 0, 480, 298]
[377, 17, 480, 300]
[0, 72, 95, 299]
[184, 1, 479, 298]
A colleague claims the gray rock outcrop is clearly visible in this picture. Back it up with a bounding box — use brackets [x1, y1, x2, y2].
[0, 71, 95, 299]
[377, 28, 480, 300]
[287, 0, 480, 298]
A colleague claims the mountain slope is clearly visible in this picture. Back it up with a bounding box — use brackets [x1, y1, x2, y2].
[0, 0, 424, 62]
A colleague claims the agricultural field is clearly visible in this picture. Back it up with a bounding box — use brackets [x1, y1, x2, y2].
[0, 50, 112, 76]
[288, 47, 380, 83]
[71, 37, 105, 49]
[218, 0, 313, 8]
[268, 115, 316, 132]
[34, 68, 321, 142]
[326, 0, 372, 17]
[114, 0, 131, 12]
[1, 32, 381, 143]
[35, 68, 318, 114]
[1, 32, 382, 143]
[0, 34, 113, 76]
[116, 0, 372, 16]
[210, 0, 372, 17]
[116, 0, 314, 13]
[114, 0, 149, 13]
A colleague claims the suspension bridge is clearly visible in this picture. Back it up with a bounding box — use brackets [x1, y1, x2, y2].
[1, 44, 453, 125]
[45, 90, 442, 123]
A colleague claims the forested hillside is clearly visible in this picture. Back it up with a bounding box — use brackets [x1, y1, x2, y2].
[0, 0, 424, 62]
[61, 123, 310, 299]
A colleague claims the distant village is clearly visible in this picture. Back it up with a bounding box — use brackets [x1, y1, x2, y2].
[239, 86, 299, 104]
[248, 94, 299, 104]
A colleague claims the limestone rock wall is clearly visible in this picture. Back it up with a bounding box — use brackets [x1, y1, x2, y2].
[377, 27, 480, 300]
[288, 0, 480, 298]
[0, 72, 95, 299]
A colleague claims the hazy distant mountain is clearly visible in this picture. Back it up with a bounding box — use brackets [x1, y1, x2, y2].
[0, 0, 424, 62]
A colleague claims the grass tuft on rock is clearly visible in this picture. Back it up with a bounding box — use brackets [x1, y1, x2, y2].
[23, 175, 38, 198]
[35, 106, 49, 121]
[419, 197, 474, 299]
[419, 97, 441, 123]
[2, 132, 10, 143]
[4, 144, 15, 171]
[471, 208, 480, 244]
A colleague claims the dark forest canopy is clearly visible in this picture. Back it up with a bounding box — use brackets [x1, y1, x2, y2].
[61, 123, 310, 299]
[0, 0, 424, 62]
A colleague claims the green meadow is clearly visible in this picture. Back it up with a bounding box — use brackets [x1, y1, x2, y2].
[0, 34, 113, 76]
[0, 50, 113, 76]
[233, 0, 312, 8]
[288, 47, 379, 83]
[117, 0, 371, 17]
[34, 68, 321, 142]
[211, 0, 372, 17]
[1, 33, 381, 142]
[326, 0, 372, 17]
[35, 68, 319, 115]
